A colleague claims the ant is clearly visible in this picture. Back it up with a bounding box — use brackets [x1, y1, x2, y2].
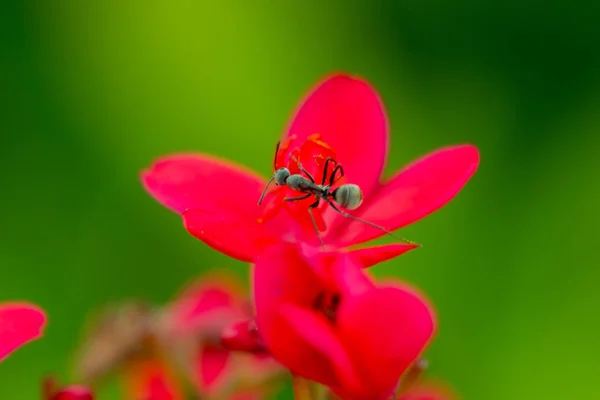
[258, 141, 416, 249]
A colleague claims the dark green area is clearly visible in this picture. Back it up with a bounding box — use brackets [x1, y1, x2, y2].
[1, 1, 599, 398]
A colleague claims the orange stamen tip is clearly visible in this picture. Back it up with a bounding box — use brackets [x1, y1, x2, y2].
[257, 218, 264, 224]
[307, 134, 333, 150]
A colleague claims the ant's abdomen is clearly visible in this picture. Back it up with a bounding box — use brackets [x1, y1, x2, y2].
[333, 184, 363, 210]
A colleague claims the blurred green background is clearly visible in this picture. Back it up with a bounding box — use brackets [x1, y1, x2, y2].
[2, 1, 599, 399]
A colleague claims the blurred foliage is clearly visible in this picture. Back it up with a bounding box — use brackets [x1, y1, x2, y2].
[1, 0, 600, 399]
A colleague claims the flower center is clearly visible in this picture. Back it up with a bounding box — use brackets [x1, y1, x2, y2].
[312, 291, 341, 323]
[278, 134, 338, 184]
[258, 134, 342, 234]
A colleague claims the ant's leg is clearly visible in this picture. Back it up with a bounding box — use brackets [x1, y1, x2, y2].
[290, 154, 316, 183]
[297, 163, 316, 183]
[307, 199, 325, 250]
[329, 164, 345, 186]
[321, 157, 336, 185]
[283, 194, 312, 202]
[325, 199, 418, 246]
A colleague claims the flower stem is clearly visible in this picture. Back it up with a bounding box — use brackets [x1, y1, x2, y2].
[292, 375, 313, 400]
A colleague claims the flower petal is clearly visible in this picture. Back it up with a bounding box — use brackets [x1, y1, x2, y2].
[329, 252, 374, 297]
[279, 304, 359, 391]
[221, 319, 267, 354]
[296, 243, 374, 295]
[335, 145, 480, 245]
[183, 209, 291, 262]
[196, 345, 231, 388]
[253, 244, 338, 385]
[284, 74, 389, 201]
[337, 285, 436, 399]
[141, 154, 267, 214]
[350, 244, 418, 268]
[0, 302, 46, 362]
[166, 275, 245, 336]
[122, 357, 184, 400]
[50, 386, 94, 400]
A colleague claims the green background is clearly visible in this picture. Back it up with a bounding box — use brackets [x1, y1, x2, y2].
[1, 1, 599, 399]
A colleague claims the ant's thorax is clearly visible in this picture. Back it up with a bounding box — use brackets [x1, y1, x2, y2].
[284, 174, 334, 200]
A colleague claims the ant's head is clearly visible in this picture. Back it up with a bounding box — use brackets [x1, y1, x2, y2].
[333, 184, 363, 210]
[273, 167, 290, 186]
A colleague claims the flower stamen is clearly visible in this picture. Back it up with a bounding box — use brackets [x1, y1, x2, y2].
[312, 292, 341, 323]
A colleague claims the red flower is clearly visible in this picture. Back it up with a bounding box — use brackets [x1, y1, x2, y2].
[253, 243, 435, 400]
[43, 378, 94, 400]
[158, 273, 280, 399]
[142, 74, 479, 263]
[122, 356, 183, 400]
[48, 386, 94, 400]
[0, 302, 46, 362]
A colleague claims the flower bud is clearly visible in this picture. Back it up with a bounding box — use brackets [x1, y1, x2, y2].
[221, 319, 267, 354]
[51, 385, 94, 400]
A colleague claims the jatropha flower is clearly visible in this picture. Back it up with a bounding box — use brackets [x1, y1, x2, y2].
[43, 378, 94, 400]
[121, 350, 183, 400]
[157, 273, 281, 399]
[0, 302, 46, 362]
[142, 74, 479, 264]
[74, 275, 280, 400]
[253, 242, 435, 400]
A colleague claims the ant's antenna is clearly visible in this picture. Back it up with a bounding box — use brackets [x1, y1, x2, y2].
[257, 141, 282, 206]
[325, 200, 419, 246]
[272, 141, 280, 170]
[258, 177, 274, 206]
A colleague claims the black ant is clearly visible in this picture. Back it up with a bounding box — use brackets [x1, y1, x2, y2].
[258, 141, 416, 248]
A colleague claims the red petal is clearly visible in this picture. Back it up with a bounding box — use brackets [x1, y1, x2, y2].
[197, 345, 230, 388]
[141, 154, 267, 214]
[183, 209, 291, 262]
[167, 275, 244, 335]
[329, 252, 374, 297]
[335, 145, 480, 246]
[51, 386, 94, 400]
[279, 304, 359, 390]
[350, 244, 418, 268]
[284, 74, 389, 202]
[0, 302, 46, 362]
[123, 357, 184, 400]
[221, 320, 267, 353]
[296, 243, 372, 295]
[253, 243, 324, 337]
[337, 285, 436, 399]
[253, 244, 338, 385]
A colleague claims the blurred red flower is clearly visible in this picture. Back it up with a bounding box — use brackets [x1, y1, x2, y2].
[49, 387, 94, 400]
[0, 302, 46, 362]
[43, 378, 94, 400]
[158, 273, 280, 399]
[252, 243, 435, 400]
[122, 355, 183, 400]
[142, 74, 479, 264]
